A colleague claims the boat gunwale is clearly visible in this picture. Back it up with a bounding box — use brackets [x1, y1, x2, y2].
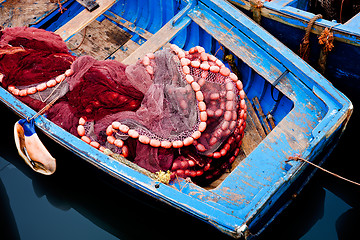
[228, 0, 360, 46]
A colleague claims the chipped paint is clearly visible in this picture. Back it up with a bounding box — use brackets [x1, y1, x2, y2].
[0, 0, 353, 238]
[229, 0, 360, 46]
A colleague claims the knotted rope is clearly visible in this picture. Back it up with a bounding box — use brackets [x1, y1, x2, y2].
[26, 94, 61, 122]
[57, 0, 66, 13]
[50, 0, 66, 13]
[26, 73, 68, 122]
[250, 0, 264, 24]
[317, 23, 339, 74]
[286, 156, 360, 187]
[299, 14, 322, 62]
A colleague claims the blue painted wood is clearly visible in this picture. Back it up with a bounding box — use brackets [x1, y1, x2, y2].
[229, 0, 360, 91]
[32, 0, 84, 31]
[0, 0, 353, 238]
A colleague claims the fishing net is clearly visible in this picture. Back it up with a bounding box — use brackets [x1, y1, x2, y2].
[310, 0, 360, 22]
[0, 27, 75, 87]
[0, 26, 247, 184]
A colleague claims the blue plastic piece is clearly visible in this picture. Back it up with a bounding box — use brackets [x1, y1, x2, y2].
[284, 163, 293, 171]
[18, 119, 36, 137]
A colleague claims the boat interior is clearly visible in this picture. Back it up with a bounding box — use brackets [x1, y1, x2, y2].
[1, 0, 316, 189]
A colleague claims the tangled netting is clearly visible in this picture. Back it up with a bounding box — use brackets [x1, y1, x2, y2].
[310, 0, 360, 23]
[0, 27, 247, 184]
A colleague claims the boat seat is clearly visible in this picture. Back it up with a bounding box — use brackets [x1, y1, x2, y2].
[55, 0, 116, 41]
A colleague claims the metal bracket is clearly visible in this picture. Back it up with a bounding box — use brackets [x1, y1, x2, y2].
[172, 0, 198, 26]
[271, 69, 289, 102]
[76, 0, 99, 12]
[273, 69, 289, 87]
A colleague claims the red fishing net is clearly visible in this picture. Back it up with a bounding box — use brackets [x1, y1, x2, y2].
[0, 27, 247, 184]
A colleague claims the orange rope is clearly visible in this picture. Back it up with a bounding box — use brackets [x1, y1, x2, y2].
[251, 0, 263, 8]
[317, 23, 340, 74]
[69, 27, 87, 51]
[340, 0, 345, 23]
[286, 156, 360, 187]
[250, 0, 263, 24]
[299, 14, 322, 62]
[57, 0, 67, 13]
[318, 27, 334, 53]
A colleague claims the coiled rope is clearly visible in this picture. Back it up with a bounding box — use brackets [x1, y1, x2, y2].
[317, 23, 340, 74]
[250, 0, 263, 24]
[299, 14, 323, 62]
[286, 156, 360, 186]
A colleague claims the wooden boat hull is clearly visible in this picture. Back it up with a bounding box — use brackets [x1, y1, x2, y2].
[0, 0, 353, 238]
[229, 0, 360, 92]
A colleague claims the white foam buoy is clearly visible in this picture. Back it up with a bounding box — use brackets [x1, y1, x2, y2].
[14, 119, 56, 175]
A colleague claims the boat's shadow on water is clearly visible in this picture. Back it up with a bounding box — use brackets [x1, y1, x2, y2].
[0, 105, 232, 240]
[0, 81, 359, 240]
[0, 178, 21, 240]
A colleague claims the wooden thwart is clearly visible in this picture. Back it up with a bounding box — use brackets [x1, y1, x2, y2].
[104, 11, 153, 40]
[121, 17, 191, 65]
[55, 0, 116, 41]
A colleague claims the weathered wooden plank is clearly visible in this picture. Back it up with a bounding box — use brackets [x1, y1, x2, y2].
[110, 40, 140, 62]
[252, 96, 272, 134]
[0, 0, 69, 28]
[345, 13, 360, 30]
[246, 96, 267, 138]
[104, 11, 153, 40]
[240, 96, 266, 156]
[268, 114, 276, 129]
[121, 17, 191, 65]
[207, 148, 246, 189]
[66, 18, 131, 60]
[55, 0, 116, 41]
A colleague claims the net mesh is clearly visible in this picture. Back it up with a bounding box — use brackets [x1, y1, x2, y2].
[0, 26, 247, 184]
[310, 0, 360, 22]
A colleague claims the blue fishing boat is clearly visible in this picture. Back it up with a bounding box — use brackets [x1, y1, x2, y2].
[229, 0, 360, 91]
[0, 0, 353, 238]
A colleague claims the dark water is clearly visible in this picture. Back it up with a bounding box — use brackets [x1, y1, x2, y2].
[0, 78, 359, 240]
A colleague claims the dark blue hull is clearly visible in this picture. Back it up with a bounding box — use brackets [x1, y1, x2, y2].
[230, 0, 360, 92]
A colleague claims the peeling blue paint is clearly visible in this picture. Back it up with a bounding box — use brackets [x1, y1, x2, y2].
[0, 0, 352, 238]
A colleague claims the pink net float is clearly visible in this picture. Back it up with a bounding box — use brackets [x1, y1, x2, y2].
[0, 27, 247, 184]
